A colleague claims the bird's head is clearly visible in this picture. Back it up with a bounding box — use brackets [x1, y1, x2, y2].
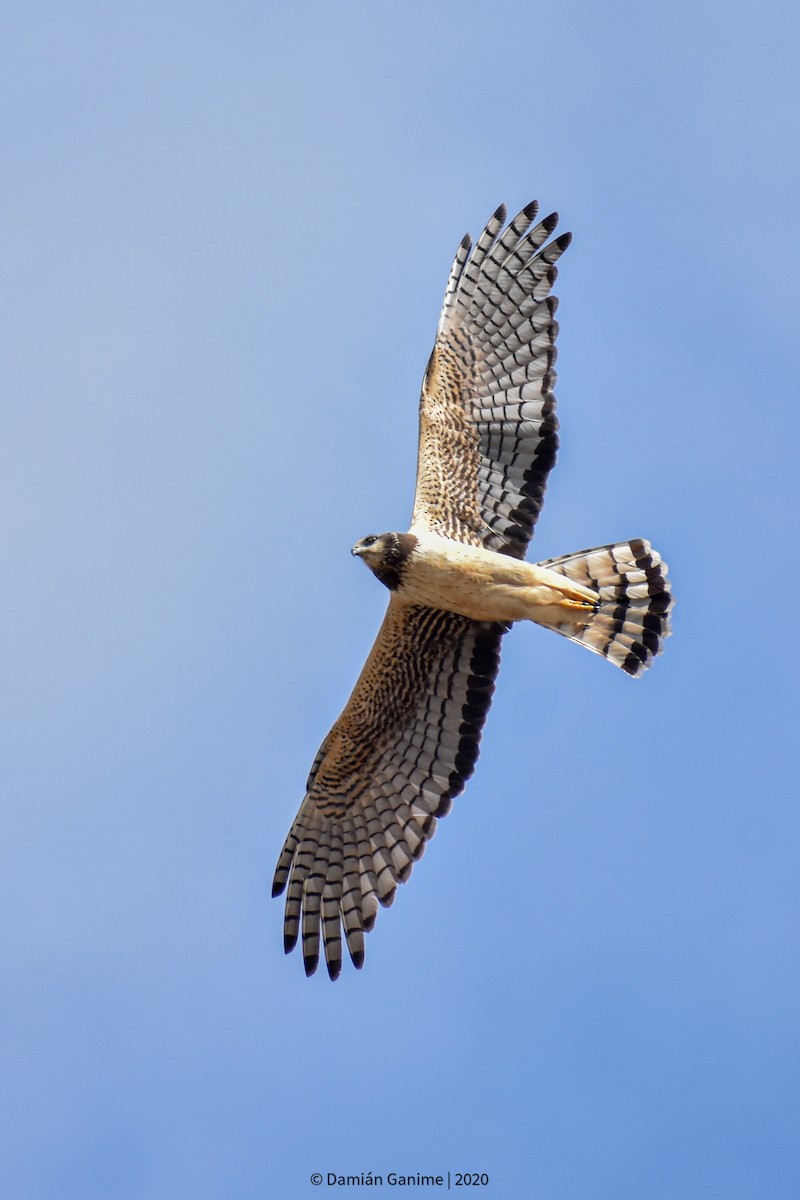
[351, 532, 390, 566]
[351, 532, 418, 590]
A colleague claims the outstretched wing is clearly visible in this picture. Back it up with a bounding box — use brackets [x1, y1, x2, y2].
[273, 599, 506, 979]
[411, 200, 571, 559]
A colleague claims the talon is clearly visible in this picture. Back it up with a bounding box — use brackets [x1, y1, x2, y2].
[562, 597, 597, 612]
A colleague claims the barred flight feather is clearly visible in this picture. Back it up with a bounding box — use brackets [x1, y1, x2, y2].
[272, 599, 507, 978]
[413, 203, 570, 558]
[537, 539, 673, 676]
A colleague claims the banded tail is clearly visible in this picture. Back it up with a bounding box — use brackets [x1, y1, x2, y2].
[536, 539, 673, 677]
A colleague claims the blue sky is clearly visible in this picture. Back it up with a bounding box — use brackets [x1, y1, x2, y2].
[2, 1, 799, 1197]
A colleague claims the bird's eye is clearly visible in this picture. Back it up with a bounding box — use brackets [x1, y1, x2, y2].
[363, 535, 378, 547]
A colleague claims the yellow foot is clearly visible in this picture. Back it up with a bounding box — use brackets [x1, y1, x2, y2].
[560, 596, 597, 612]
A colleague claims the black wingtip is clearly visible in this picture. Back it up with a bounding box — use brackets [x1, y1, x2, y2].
[493, 202, 507, 223]
[523, 199, 539, 221]
[326, 957, 342, 982]
[435, 792, 455, 818]
[303, 952, 319, 977]
[272, 877, 286, 898]
[351, 948, 365, 970]
[283, 930, 298, 954]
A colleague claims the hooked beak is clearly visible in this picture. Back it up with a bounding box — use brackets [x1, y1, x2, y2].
[351, 543, 363, 557]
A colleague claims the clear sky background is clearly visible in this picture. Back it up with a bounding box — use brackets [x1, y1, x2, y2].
[2, 2, 799, 1197]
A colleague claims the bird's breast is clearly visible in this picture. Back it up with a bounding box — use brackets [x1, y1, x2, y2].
[396, 532, 597, 623]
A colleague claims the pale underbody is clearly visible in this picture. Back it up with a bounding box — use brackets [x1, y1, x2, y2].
[398, 530, 598, 626]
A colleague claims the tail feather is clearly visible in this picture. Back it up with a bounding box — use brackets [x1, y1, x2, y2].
[536, 539, 673, 677]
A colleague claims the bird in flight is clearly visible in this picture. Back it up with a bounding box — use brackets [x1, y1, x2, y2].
[273, 199, 673, 979]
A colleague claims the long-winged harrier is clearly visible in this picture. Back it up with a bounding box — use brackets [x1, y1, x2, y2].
[273, 199, 673, 979]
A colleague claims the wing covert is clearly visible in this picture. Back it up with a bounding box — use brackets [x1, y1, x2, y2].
[412, 199, 571, 559]
[272, 598, 507, 979]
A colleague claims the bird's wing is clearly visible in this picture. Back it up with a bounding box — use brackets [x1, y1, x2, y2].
[273, 597, 507, 979]
[411, 200, 571, 559]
